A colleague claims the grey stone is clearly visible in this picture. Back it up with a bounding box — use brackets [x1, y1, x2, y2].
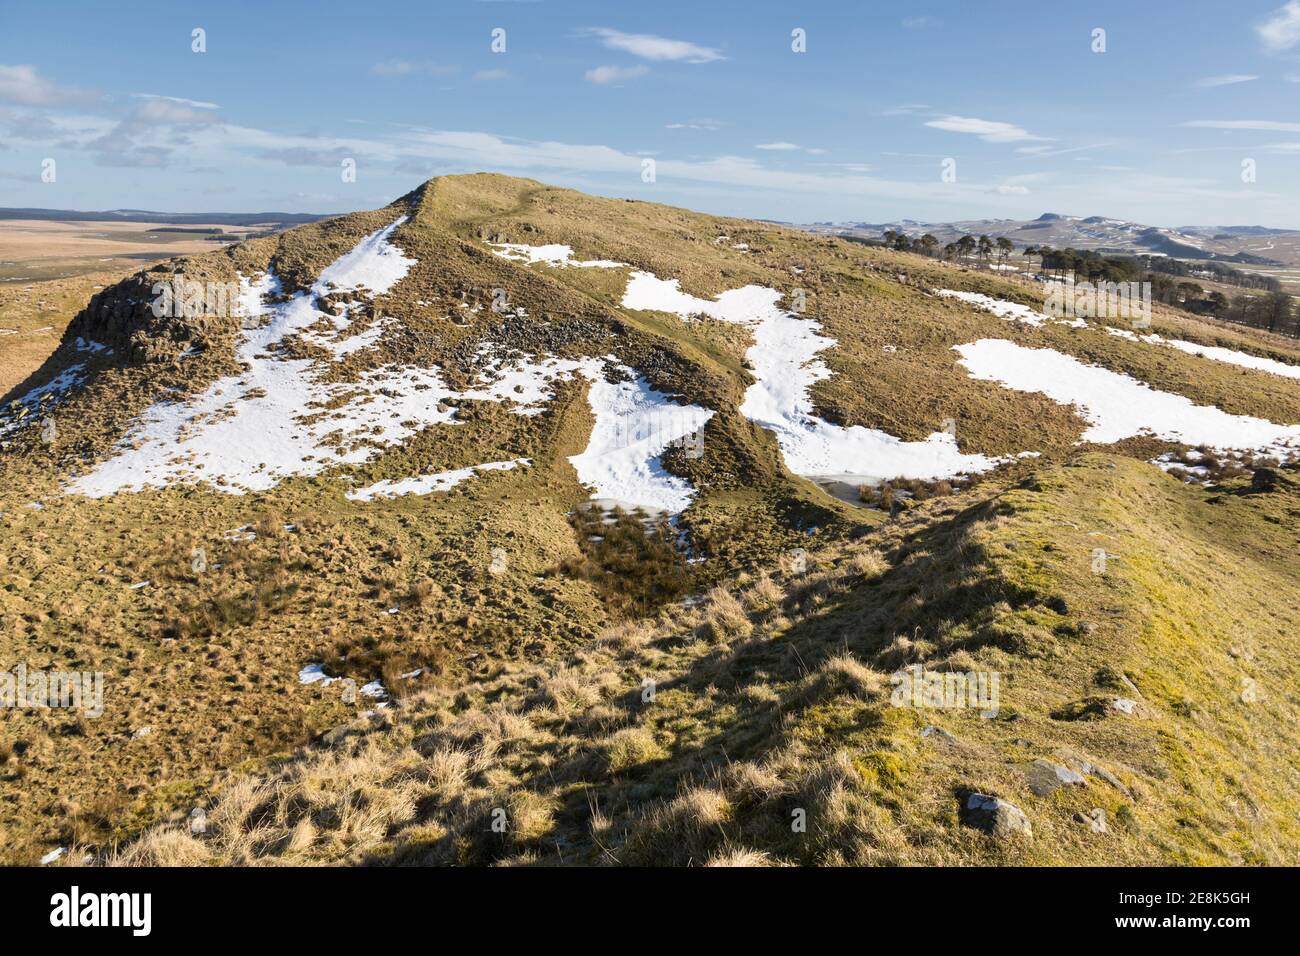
[964, 793, 1033, 839]
[1025, 758, 1086, 796]
[920, 725, 956, 742]
[1074, 808, 1107, 833]
[1052, 747, 1132, 798]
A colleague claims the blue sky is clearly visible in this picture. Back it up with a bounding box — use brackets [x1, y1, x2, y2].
[3, 0, 1300, 226]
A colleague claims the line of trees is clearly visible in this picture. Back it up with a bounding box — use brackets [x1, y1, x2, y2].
[880, 230, 1015, 267]
[868, 230, 1299, 337]
[1026, 245, 1300, 337]
[1143, 256, 1281, 292]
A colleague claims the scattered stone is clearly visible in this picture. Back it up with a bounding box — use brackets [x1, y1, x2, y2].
[920, 725, 956, 742]
[131, 725, 152, 739]
[1025, 758, 1086, 796]
[1052, 694, 1149, 721]
[1087, 764, 1130, 796]
[964, 793, 1032, 839]
[1052, 748, 1132, 798]
[1074, 808, 1107, 833]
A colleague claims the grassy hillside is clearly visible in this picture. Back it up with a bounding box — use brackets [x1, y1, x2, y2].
[109, 455, 1300, 866]
[3, 174, 1299, 865]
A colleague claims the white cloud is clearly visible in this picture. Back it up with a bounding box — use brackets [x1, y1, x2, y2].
[473, 68, 510, 82]
[925, 115, 1049, 143]
[258, 146, 355, 167]
[814, 162, 872, 173]
[1257, 1, 1300, 51]
[755, 142, 825, 154]
[1183, 119, 1300, 132]
[0, 63, 98, 107]
[83, 96, 223, 167]
[371, 60, 459, 76]
[666, 118, 722, 130]
[902, 16, 940, 29]
[988, 184, 1030, 195]
[582, 27, 722, 63]
[584, 64, 649, 84]
[1194, 74, 1259, 87]
[131, 93, 220, 110]
[1015, 142, 1110, 158]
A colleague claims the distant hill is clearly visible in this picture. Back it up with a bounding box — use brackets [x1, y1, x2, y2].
[0, 207, 332, 226]
[804, 212, 1299, 267]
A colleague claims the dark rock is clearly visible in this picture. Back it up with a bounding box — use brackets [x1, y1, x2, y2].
[964, 793, 1032, 839]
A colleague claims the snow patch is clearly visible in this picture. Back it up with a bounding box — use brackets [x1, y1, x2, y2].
[567, 358, 714, 513]
[1158, 338, 1300, 382]
[955, 338, 1300, 456]
[935, 289, 1047, 326]
[348, 458, 530, 501]
[624, 272, 1004, 483]
[489, 242, 624, 269]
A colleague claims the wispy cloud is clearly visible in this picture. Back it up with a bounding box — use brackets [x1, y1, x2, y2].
[814, 162, 872, 173]
[258, 146, 355, 167]
[1015, 142, 1110, 158]
[1183, 119, 1300, 132]
[901, 16, 940, 29]
[584, 64, 649, 84]
[131, 93, 220, 110]
[666, 118, 722, 130]
[0, 63, 99, 107]
[371, 60, 459, 77]
[1257, 1, 1300, 52]
[581, 27, 722, 63]
[755, 142, 825, 154]
[882, 103, 931, 116]
[1194, 74, 1259, 87]
[925, 115, 1050, 143]
[472, 68, 510, 82]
